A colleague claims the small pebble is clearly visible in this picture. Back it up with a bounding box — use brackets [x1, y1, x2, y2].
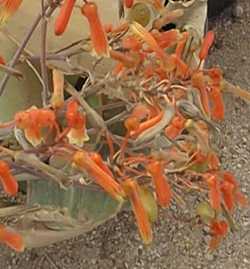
[232, 5, 244, 18]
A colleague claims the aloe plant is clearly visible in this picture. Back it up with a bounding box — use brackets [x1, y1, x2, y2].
[0, 0, 248, 252]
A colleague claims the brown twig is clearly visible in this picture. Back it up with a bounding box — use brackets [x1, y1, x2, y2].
[0, 1, 61, 96]
[0, 64, 23, 78]
[40, 0, 50, 106]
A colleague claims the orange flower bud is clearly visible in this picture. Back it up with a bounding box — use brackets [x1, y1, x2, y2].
[81, 2, 109, 57]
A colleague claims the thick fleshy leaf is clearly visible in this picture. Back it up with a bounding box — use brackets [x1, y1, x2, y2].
[7, 179, 123, 248]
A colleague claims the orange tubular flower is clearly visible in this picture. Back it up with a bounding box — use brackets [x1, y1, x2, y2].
[122, 178, 152, 244]
[174, 55, 190, 78]
[0, 0, 22, 24]
[109, 50, 138, 68]
[51, 69, 65, 109]
[191, 72, 210, 116]
[119, 116, 140, 159]
[130, 109, 164, 138]
[154, 29, 179, 49]
[0, 161, 18, 196]
[130, 21, 166, 60]
[66, 100, 89, 146]
[54, 0, 75, 36]
[164, 114, 186, 139]
[0, 55, 5, 65]
[73, 151, 125, 202]
[209, 220, 228, 250]
[204, 174, 221, 210]
[122, 36, 142, 51]
[112, 62, 125, 76]
[146, 160, 172, 208]
[0, 224, 24, 252]
[15, 108, 58, 146]
[208, 86, 225, 121]
[199, 31, 215, 61]
[89, 152, 113, 177]
[81, 2, 109, 57]
[222, 172, 248, 209]
[123, 0, 134, 8]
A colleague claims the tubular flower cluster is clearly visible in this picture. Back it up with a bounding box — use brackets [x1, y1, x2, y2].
[14, 108, 58, 146]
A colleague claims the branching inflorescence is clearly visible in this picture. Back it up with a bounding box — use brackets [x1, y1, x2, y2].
[0, 0, 248, 252]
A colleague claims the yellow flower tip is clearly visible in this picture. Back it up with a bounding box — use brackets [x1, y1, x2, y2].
[0, 0, 22, 25]
[67, 127, 89, 147]
[185, 119, 193, 129]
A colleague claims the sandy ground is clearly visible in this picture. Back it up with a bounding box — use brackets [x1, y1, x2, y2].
[0, 1, 250, 268]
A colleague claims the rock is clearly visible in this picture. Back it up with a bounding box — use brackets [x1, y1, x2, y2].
[232, 4, 244, 18]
